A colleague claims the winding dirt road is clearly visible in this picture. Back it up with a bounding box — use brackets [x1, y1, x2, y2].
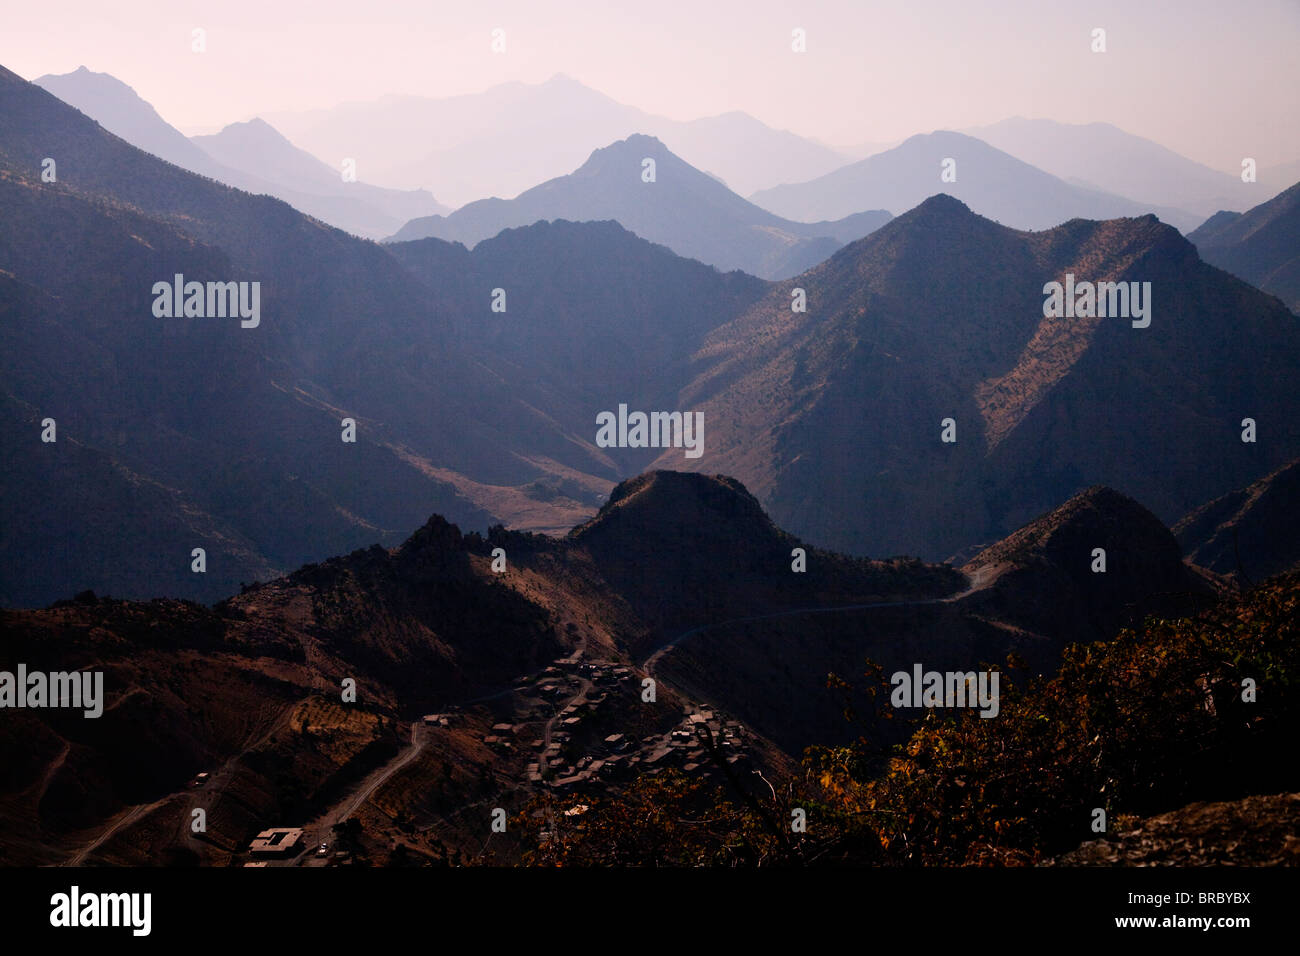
[642, 565, 1001, 676]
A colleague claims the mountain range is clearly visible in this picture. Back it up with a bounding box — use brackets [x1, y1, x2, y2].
[263, 74, 855, 206]
[4, 51, 1300, 874]
[748, 130, 1203, 231]
[38, 67, 1300, 252]
[33, 67, 448, 239]
[959, 117, 1289, 218]
[0, 63, 605, 604]
[6, 59, 1300, 607]
[653, 194, 1300, 559]
[388, 134, 893, 279]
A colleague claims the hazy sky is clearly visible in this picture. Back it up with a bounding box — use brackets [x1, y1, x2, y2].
[3, 0, 1298, 170]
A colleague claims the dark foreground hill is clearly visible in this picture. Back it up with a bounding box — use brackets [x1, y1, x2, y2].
[0, 470, 1221, 866]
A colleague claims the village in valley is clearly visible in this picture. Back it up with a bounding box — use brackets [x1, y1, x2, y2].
[226, 652, 759, 866]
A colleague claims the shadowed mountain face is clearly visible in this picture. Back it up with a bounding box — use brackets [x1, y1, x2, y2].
[0, 67, 796, 605]
[959, 486, 1217, 645]
[748, 130, 1201, 232]
[581, 477, 1215, 758]
[1174, 457, 1300, 584]
[387, 220, 768, 476]
[388, 134, 892, 279]
[566, 471, 963, 648]
[0, 470, 1212, 863]
[1189, 181, 1300, 314]
[657, 195, 1300, 560]
[0, 67, 594, 603]
[34, 67, 447, 239]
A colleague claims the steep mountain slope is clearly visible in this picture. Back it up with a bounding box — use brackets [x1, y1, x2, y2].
[960, 486, 1218, 644]
[749, 131, 1200, 231]
[387, 220, 768, 472]
[631, 483, 1217, 753]
[1188, 181, 1300, 313]
[0, 159, 496, 604]
[657, 195, 1300, 560]
[0, 515, 570, 864]
[34, 66, 218, 173]
[0, 64, 623, 604]
[1174, 457, 1300, 583]
[265, 74, 850, 206]
[961, 117, 1261, 217]
[35, 67, 446, 238]
[5, 63, 825, 603]
[388, 134, 892, 280]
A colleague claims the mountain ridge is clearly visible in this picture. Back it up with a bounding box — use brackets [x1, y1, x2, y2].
[388, 133, 892, 280]
[749, 130, 1201, 231]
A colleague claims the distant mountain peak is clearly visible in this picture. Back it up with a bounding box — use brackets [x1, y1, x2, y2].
[910, 192, 976, 216]
[39, 65, 139, 98]
[207, 116, 291, 143]
[388, 129, 889, 277]
[609, 132, 668, 152]
[572, 133, 675, 173]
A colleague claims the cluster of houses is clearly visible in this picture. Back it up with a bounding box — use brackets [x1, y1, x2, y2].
[419, 655, 757, 804]
[503, 656, 753, 792]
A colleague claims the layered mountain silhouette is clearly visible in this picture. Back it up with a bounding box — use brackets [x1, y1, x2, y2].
[34, 67, 447, 238]
[749, 130, 1200, 231]
[961, 117, 1268, 218]
[34, 66, 217, 173]
[6, 60, 1297, 612]
[656, 194, 1300, 560]
[388, 134, 892, 279]
[5, 64, 866, 605]
[190, 117, 449, 239]
[1188, 181, 1300, 313]
[0, 64, 629, 604]
[1175, 457, 1300, 584]
[265, 74, 852, 207]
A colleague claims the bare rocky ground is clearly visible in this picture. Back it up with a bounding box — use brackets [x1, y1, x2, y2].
[1052, 792, 1300, 866]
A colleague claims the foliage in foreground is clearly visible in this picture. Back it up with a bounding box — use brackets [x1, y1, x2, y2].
[518, 575, 1300, 865]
